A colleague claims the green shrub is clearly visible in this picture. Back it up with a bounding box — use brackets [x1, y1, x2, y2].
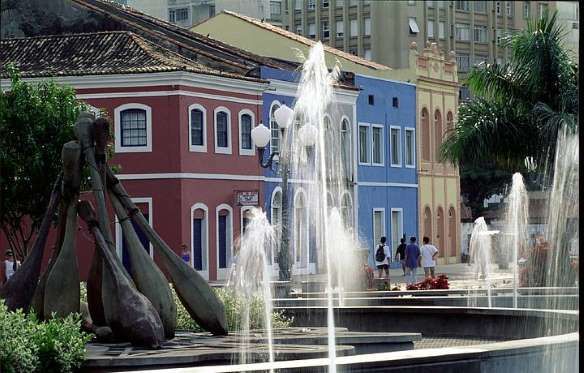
[173, 287, 292, 332]
[0, 300, 91, 373]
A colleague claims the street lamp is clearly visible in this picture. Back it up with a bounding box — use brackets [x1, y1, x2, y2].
[251, 104, 294, 281]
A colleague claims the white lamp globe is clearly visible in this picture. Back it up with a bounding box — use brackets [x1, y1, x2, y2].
[298, 123, 318, 147]
[251, 123, 271, 148]
[274, 104, 294, 129]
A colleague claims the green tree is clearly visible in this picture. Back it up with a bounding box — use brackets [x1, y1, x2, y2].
[0, 66, 86, 262]
[441, 10, 578, 191]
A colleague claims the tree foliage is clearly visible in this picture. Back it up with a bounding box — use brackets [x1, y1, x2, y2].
[441, 10, 578, 204]
[0, 66, 85, 261]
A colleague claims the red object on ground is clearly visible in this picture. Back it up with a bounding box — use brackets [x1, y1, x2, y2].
[406, 274, 449, 290]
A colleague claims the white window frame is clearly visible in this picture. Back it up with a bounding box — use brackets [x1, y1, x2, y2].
[427, 20, 434, 38]
[390, 208, 404, 250]
[372, 208, 386, 247]
[364, 17, 371, 36]
[336, 20, 344, 37]
[358, 123, 371, 165]
[371, 124, 384, 167]
[455, 23, 470, 41]
[309, 23, 316, 38]
[215, 203, 234, 280]
[390, 125, 402, 167]
[269, 100, 281, 155]
[408, 17, 420, 34]
[322, 20, 330, 38]
[114, 103, 152, 153]
[350, 19, 358, 37]
[404, 127, 416, 168]
[438, 21, 445, 39]
[238, 109, 255, 156]
[190, 202, 209, 280]
[214, 106, 232, 154]
[293, 188, 310, 274]
[115, 197, 153, 259]
[188, 103, 207, 153]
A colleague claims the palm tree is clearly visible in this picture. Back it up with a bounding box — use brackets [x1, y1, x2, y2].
[440, 10, 578, 176]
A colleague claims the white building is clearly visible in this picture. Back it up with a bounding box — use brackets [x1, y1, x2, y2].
[555, 1, 579, 60]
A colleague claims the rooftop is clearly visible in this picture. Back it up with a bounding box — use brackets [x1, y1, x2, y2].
[0, 31, 261, 81]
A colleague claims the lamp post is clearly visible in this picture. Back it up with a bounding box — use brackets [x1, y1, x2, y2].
[251, 104, 294, 281]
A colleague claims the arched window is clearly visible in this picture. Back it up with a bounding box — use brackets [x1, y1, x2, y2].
[238, 110, 254, 155]
[423, 206, 432, 242]
[436, 206, 444, 257]
[434, 109, 443, 162]
[340, 192, 353, 230]
[448, 207, 457, 257]
[214, 107, 231, 154]
[421, 108, 430, 161]
[323, 115, 333, 180]
[191, 203, 208, 278]
[216, 204, 233, 280]
[115, 103, 152, 153]
[340, 117, 351, 179]
[294, 189, 308, 269]
[189, 104, 206, 152]
[270, 102, 280, 154]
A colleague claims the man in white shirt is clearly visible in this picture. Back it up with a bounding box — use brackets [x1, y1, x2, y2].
[2, 251, 19, 284]
[420, 236, 439, 279]
[374, 236, 391, 280]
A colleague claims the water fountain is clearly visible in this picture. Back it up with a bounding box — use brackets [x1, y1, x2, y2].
[468, 217, 499, 307]
[503, 173, 529, 308]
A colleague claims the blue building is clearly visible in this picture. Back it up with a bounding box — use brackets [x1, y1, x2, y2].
[354, 75, 418, 267]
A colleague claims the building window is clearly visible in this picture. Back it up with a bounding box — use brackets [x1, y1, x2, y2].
[349, 0, 358, 6]
[115, 103, 152, 153]
[270, 102, 280, 154]
[404, 128, 415, 167]
[270, 1, 281, 16]
[434, 110, 443, 161]
[295, 0, 302, 10]
[371, 125, 383, 165]
[390, 126, 401, 166]
[239, 111, 254, 155]
[421, 108, 430, 161]
[391, 209, 403, 253]
[455, 1, 470, 11]
[340, 193, 353, 229]
[474, 25, 487, 42]
[323, 0, 329, 8]
[214, 108, 231, 154]
[350, 19, 358, 37]
[456, 54, 470, 71]
[539, 3, 548, 18]
[309, 23, 316, 38]
[455, 23, 470, 41]
[446, 111, 454, 140]
[506, 1, 513, 16]
[336, 20, 344, 37]
[439, 21, 445, 39]
[364, 49, 372, 60]
[373, 209, 385, 249]
[191, 204, 208, 273]
[474, 1, 486, 12]
[473, 55, 488, 67]
[322, 20, 330, 38]
[337, 0, 344, 7]
[392, 97, 399, 108]
[523, 2, 530, 19]
[174, 7, 189, 22]
[216, 205, 233, 277]
[364, 17, 371, 36]
[496, 1, 501, 15]
[358, 124, 369, 164]
[168, 9, 176, 23]
[409, 17, 420, 34]
[296, 23, 303, 34]
[270, 188, 282, 263]
[308, 0, 315, 10]
[120, 109, 147, 147]
[427, 0, 433, 7]
[427, 20, 434, 38]
[368, 95, 375, 105]
[341, 118, 351, 177]
[189, 104, 206, 152]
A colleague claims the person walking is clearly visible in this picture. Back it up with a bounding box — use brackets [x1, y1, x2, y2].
[374, 236, 391, 280]
[420, 236, 439, 279]
[404, 237, 420, 285]
[395, 238, 407, 276]
[1, 251, 19, 285]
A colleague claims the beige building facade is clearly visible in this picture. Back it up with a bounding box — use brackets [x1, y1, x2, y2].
[276, 1, 555, 85]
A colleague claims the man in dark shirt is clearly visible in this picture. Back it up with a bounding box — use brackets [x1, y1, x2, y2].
[405, 237, 421, 285]
[395, 238, 407, 276]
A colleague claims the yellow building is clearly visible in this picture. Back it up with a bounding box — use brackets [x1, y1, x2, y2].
[389, 42, 461, 264]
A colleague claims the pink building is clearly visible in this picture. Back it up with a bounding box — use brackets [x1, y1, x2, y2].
[0, 31, 268, 281]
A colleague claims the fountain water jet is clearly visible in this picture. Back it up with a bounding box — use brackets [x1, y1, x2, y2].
[504, 173, 529, 308]
[228, 208, 275, 368]
[468, 217, 498, 307]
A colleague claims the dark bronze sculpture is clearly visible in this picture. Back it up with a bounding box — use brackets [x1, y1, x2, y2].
[0, 111, 228, 347]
